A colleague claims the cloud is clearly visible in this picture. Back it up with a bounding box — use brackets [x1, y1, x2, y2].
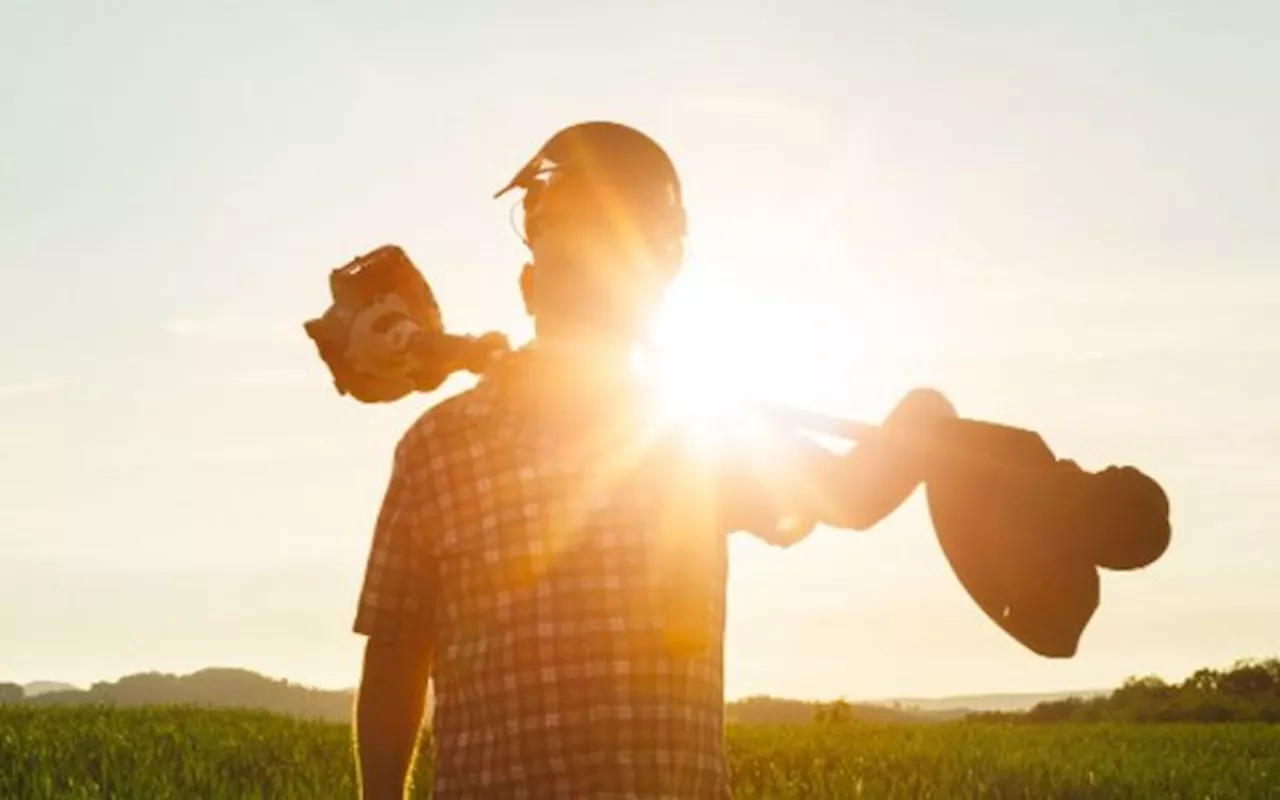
[165, 315, 303, 346]
[0, 376, 68, 397]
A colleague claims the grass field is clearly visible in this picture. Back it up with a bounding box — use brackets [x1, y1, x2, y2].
[2, 706, 1277, 799]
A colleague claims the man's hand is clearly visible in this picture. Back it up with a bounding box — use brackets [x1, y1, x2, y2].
[354, 636, 434, 800]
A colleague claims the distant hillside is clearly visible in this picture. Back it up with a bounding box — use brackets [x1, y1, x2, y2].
[878, 690, 1110, 714]
[726, 695, 946, 724]
[23, 681, 79, 698]
[2, 672, 1110, 725]
[13, 669, 948, 725]
[25, 668, 355, 723]
[721, 691, 1112, 724]
[18, 657, 1275, 727]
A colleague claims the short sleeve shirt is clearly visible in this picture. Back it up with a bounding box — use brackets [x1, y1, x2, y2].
[353, 348, 815, 799]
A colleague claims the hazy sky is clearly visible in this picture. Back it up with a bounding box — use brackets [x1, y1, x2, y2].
[3, 1, 1278, 700]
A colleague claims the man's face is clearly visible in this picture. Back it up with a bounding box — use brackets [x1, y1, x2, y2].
[524, 206, 669, 337]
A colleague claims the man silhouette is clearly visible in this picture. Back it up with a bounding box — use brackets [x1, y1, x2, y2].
[350, 121, 954, 799]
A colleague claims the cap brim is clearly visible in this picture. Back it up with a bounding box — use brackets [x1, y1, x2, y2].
[493, 176, 521, 200]
[493, 153, 545, 199]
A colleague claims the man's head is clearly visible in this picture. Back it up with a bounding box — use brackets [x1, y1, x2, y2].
[495, 121, 687, 347]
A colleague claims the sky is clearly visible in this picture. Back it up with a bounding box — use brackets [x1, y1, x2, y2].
[2, 1, 1278, 700]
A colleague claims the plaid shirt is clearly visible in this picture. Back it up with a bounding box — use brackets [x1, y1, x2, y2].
[354, 347, 816, 799]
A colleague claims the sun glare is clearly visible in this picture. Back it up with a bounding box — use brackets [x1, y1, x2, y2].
[644, 269, 756, 432]
[642, 245, 888, 437]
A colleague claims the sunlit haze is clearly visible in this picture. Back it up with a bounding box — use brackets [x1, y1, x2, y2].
[3, 2, 1278, 702]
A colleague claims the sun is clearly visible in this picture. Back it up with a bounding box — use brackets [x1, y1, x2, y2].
[642, 262, 847, 429]
[628, 203, 933, 458]
[642, 267, 760, 433]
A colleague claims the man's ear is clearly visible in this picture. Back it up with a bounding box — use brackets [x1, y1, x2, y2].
[519, 262, 536, 317]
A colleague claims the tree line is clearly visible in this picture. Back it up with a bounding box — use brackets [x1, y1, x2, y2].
[968, 658, 1280, 724]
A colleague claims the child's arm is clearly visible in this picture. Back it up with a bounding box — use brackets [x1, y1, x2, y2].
[718, 389, 958, 544]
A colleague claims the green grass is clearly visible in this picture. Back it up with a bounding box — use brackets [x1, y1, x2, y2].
[2, 706, 1277, 798]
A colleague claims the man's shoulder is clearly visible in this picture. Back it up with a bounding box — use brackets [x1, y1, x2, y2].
[394, 383, 493, 458]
